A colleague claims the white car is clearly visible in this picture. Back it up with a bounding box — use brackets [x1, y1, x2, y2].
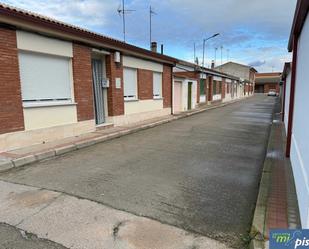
[267, 91, 277, 96]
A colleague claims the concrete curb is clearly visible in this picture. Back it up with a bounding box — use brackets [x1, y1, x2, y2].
[249, 104, 277, 249]
[0, 98, 245, 173]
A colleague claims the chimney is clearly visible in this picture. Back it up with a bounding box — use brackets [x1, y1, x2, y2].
[151, 42, 157, 53]
[160, 44, 164, 54]
[211, 60, 215, 69]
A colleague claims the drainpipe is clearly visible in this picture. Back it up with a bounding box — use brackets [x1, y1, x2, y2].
[171, 66, 174, 114]
[286, 34, 298, 157]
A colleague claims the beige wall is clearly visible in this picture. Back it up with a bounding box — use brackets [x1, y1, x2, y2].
[23, 105, 78, 130]
[107, 108, 171, 126]
[0, 120, 95, 152]
[124, 99, 163, 115]
[17, 30, 73, 57]
[123, 55, 163, 72]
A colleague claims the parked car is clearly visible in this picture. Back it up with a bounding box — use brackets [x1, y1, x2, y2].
[267, 90, 277, 96]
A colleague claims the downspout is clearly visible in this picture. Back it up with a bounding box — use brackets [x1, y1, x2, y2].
[171, 66, 174, 114]
[286, 34, 298, 157]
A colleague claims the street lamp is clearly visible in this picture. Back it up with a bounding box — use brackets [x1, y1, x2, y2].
[202, 33, 220, 67]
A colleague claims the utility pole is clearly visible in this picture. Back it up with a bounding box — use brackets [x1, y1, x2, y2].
[202, 33, 220, 67]
[220, 45, 223, 66]
[194, 42, 196, 64]
[214, 47, 218, 66]
[149, 6, 157, 48]
[227, 49, 230, 62]
[117, 0, 135, 42]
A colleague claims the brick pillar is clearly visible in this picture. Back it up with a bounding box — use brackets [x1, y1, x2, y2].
[162, 65, 172, 108]
[196, 75, 200, 104]
[208, 76, 213, 102]
[72, 43, 94, 121]
[221, 78, 226, 99]
[137, 69, 153, 100]
[0, 27, 24, 135]
[106, 53, 124, 116]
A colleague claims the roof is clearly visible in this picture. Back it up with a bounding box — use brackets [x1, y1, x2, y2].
[215, 61, 257, 73]
[176, 59, 240, 80]
[0, 3, 177, 64]
[255, 72, 282, 84]
[282, 62, 292, 80]
[288, 0, 309, 52]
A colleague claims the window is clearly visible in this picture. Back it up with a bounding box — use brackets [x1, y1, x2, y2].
[123, 67, 137, 100]
[19, 51, 72, 104]
[153, 72, 162, 99]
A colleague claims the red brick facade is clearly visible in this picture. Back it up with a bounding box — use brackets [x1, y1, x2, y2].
[137, 69, 153, 100]
[162, 65, 172, 108]
[264, 83, 280, 94]
[208, 77, 213, 102]
[0, 27, 24, 135]
[72, 43, 94, 121]
[106, 53, 124, 116]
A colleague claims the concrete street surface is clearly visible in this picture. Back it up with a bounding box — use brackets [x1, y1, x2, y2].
[0, 223, 66, 249]
[0, 95, 276, 248]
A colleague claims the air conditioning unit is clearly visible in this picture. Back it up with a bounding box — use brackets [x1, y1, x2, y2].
[114, 51, 121, 63]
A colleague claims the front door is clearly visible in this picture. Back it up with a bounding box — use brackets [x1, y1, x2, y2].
[174, 81, 182, 113]
[92, 59, 105, 125]
[188, 82, 192, 110]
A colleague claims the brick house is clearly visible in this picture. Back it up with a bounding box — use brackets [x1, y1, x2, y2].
[215, 61, 256, 96]
[254, 72, 282, 94]
[0, 4, 176, 152]
[282, 0, 309, 228]
[172, 60, 241, 113]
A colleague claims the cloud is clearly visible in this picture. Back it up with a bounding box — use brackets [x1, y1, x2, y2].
[2, 0, 297, 72]
[249, 60, 266, 67]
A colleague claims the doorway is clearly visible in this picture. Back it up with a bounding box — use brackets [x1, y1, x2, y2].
[188, 82, 192, 110]
[92, 59, 105, 125]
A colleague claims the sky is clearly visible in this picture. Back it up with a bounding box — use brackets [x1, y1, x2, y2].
[2, 0, 297, 72]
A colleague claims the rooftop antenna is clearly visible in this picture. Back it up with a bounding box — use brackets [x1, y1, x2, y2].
[117, 0, 135, 42]
[150, 6, 157, 48]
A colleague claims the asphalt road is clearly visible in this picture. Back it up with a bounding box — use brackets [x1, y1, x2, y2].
[0, 95, 276, 248]
[0, 223, 66, 249]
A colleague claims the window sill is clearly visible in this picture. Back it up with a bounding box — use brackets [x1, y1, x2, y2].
[124, 99, 139, 102]
[23, 101, 77, 108]
[153, 97, 163, 100]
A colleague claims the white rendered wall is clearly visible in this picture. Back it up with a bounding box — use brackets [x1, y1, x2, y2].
[291, 13, 309, 228]
[284, 71, 291, 133]
[123, 56, 163, 72]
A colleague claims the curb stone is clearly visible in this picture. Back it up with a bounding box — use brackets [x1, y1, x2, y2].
[0, 98, 246, 173]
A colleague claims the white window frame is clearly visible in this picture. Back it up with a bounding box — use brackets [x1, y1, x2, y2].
[19, 50, 74, 107]
[153, 72, 163, 99]
[123, 67, 138, 101]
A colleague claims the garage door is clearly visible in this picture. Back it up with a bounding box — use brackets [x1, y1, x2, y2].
[174, 82, 182, 113]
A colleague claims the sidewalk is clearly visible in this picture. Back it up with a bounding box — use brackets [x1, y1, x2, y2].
[0, 99, 242, 173]
[250, 100, 301, 249]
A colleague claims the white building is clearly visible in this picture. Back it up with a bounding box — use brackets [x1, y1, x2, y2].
[283, 0, 309, 228]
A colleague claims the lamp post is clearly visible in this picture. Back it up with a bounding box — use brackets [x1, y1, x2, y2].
[202, 33, 220, 67]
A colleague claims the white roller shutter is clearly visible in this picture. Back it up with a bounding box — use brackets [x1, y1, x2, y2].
[153, 72, 162, 99]
[19, 51, 72, 102]
[123, 67, 137, 100]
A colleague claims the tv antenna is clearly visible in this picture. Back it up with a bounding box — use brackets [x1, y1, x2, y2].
[149, 6, 157, 48]
[117, 0, 135, 42]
